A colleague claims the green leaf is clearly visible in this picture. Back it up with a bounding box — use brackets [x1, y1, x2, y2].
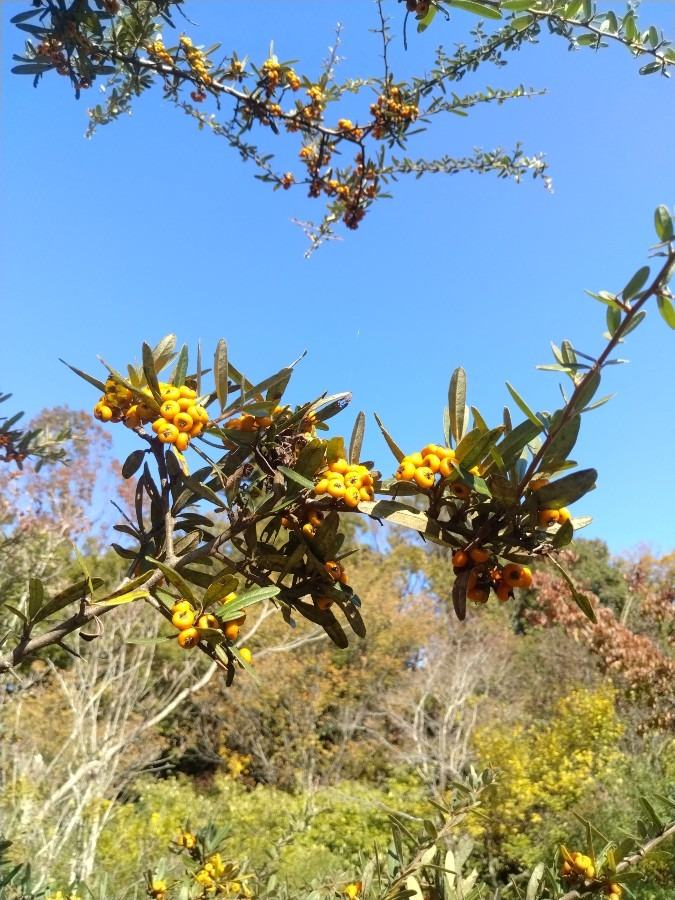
[122, 449, 146, 480]
[146, 557, 197, 605]
[278, 466, 315, 491]
[548, 557, 597, 623]
[213, 585, 280, 618]
[178, 472, 226, 510]
[349, 411, 366, 465]
[501, 0, 533, 9]
[505, 382, 542, 428]
[214, 339, 229, 412]
[606, 305, 621, 336]
[622, 266, 650, 301]
[95, 589, 150, 606]
[448, 0, 503, 19]
[584, 289, 623, 310]
[639, 796, 663, 830]
[496, 419, 543, 471]
[31, 578, 104, 625]
[203, 574, 240, 607]
[535, 468, 597, 509]
[449, 368, 467, 446]
[28, 577, 45, 622]
[526, 863, 546, 900]
[60, 360, 107, 393]
[126, 634, 176, 645]
[170, 344, 189, 386]
[374, 412, 405, 463]
[105, 570, 155, 599]
[552, 517, 574, 548]
[417, 2, 438, 31]
[657, 295, 675, 329]
[142, 342, 163, 405]
[151, 334, 177, 373]
[622, 310, 646, 336]
[570, 371, 600, 414]
[455, 426, 504, 471]
[539, 415, 580, 471]
[654, 205, 674, 242]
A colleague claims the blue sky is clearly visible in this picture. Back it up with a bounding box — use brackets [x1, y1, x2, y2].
[2, 1, 674, 556]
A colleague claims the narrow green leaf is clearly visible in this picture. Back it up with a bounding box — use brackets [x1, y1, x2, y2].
[540, 415, 580, 471]
[622, 266, 650, 301]
[293, 440, 327, 480]
[654, 205, 674, 242]
[214, 339, 229, 412]
[570, 371, 600, 414]
[417, 2, 438, 31]
[448, 0, 503, 19]
[622, 310, 646, 336]
[146, 557, 197, 605]
[606, 306, 621, 336]
[95, 589, 150, 606]
[277, 466, 315, 491]
[126, 634, 176, 645]
[449, 368, 467, 446]
[552, 517, 574, 548]
[151, 334, 177, 373]
[32, 578, 104, 624]
[179, 473, 226, 509]
[535, 468, 597, 509]
[60, 360, 107, 393]
[349, 411, 366, 465]
[374, 412, 405, 463]
[455, 426, 504, 471]
[497, 419, 543, 470]
[122, 449, 146, 480]
[28, 577, 45, 622]
[4, 605, 28, 625]
[105, 570, 155, 599]
[526, 863, 546, 900]
[548, 556, 597, 623]
[638, 797, 663, 830]
[170, 344, 189, 386]
[505, 382, 543, 428]
[142, 342, 162, 405]
[214, 585, 280, 618]
[203, 574, 240, 607]
[657, 295, 675, 329]
[584, 289, 623, 310]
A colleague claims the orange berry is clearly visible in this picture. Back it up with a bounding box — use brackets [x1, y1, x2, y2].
[529, 477, 549, 492]
[313, 479, 330, 495]
[198, 614, 218, 630]
[158, 423, 180, 444]
[223, 621, 240, 641]
[173, 411, 194, 432]
[95, 404, 113, 422]
[160, 385, 181, 403]
[343, 486, 361, 507]
[395, 461, 416, 482]
[327, 479, 346, 499]
[314, 596, 334, 611]
[325, 560, 343, 581]
[422, 453, 441, 474]
[496, 582, 512, 602]
[414, 466, 435, 489]
[151, 417, 168, 433]
[175, 432, 190, 452]
[467, 587, 488, 603]
[452, 550, 469, 568]
[469, 547, 489, 564]
[160, 400, 181, 420]
[239, 647, 252, 664]
[435, 446, 456, 460]
[179, 385, 197, 399]
[439, 457, 456, 478]
[189, 422, 203, 438]
[359, 485, 375, 501]
[450, 482, 470, 500]
[302, 522, 317, 539]
[403, 452, 424, 467]
[538, 509, 560, 527]
[557, 507, 571, 524]
[308, 510, 324, 528]
[344, 471, 362, 489]
[172, 608, 196, 630]
[171, 599, 192, 614]
[177, 627, 200, 649]
[329, 458, 349, 474]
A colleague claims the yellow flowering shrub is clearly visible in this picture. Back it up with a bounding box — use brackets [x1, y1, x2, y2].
[470, 687, 625, 866]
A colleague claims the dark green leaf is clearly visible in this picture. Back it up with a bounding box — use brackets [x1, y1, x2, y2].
[455, 426, 504, 471]
[452, 568, 470, 621]
[622, 266, 650, 301]
[449, 368, 467, 446]
[552, 517, 574, 548]
[540, 415, 580, 471]
[170, 344, 189, 386]
[570, 371, 600, 415]
[214, 339, 228, 412]
[28, 577, 44, 622]
[151, 334, 177, 373]
[496, 419, 543, 471]
[535, 468, 597, 509]
[31, 577, 104, 625]
[548, 557, 596, 623]
[505, 382, 543, 428]
[448, 0, 502, 18]
[374, 412, 405, 463]
[278, 466, 315, 491]
[622, 310, 646, 336]
[122, 449, 146, 480]
[606, 305, 621, 336]
[349, 411, 366, 465]
[142, 342, 163, 405]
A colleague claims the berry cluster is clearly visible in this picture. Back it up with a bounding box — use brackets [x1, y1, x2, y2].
[560, 851, 622, 899]
[171, 597, 251, 661]
[370, 86, 418, 140]
[259, 58, 301, 95]
[313, 457, 376, 508]
[310, 559, 350, 612]
[224, 411, 275, 432]
[529, 478, 572, 528]
[281, 507, 326, 541]
[452, 550, 532, 604]
[179, 35, 212, 87]
[93, 378, 209, 451]
[146, 39, 172, 66]
[394, 443, 476, 497]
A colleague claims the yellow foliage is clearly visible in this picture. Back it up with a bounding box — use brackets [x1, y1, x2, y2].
[470, 687, 625, 863]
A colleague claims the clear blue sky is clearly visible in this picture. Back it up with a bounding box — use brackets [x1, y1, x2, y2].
[2, 1, 674, 556]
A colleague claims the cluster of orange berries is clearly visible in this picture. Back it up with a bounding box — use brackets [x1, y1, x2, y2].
[179, 35, 212, 86]
[282, 506, 326, 541]
[337, 119, 365, 141]
[170, 597, 251, 662]
[560, 853, 622, 900]
[312, 559, 350, 611]
[259, 59, 301, 96]
[452, 548, 532, 604]
[146, 39, 173, 66]
[93, 378, 208, 451]
[224, 411, 274, 432]
[312, 458, 376, 508]
[394, 444, 475, 497]
[146, 879, 168, 900]
[529, 478, 572, 529]
[370, 87, 418, 140]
